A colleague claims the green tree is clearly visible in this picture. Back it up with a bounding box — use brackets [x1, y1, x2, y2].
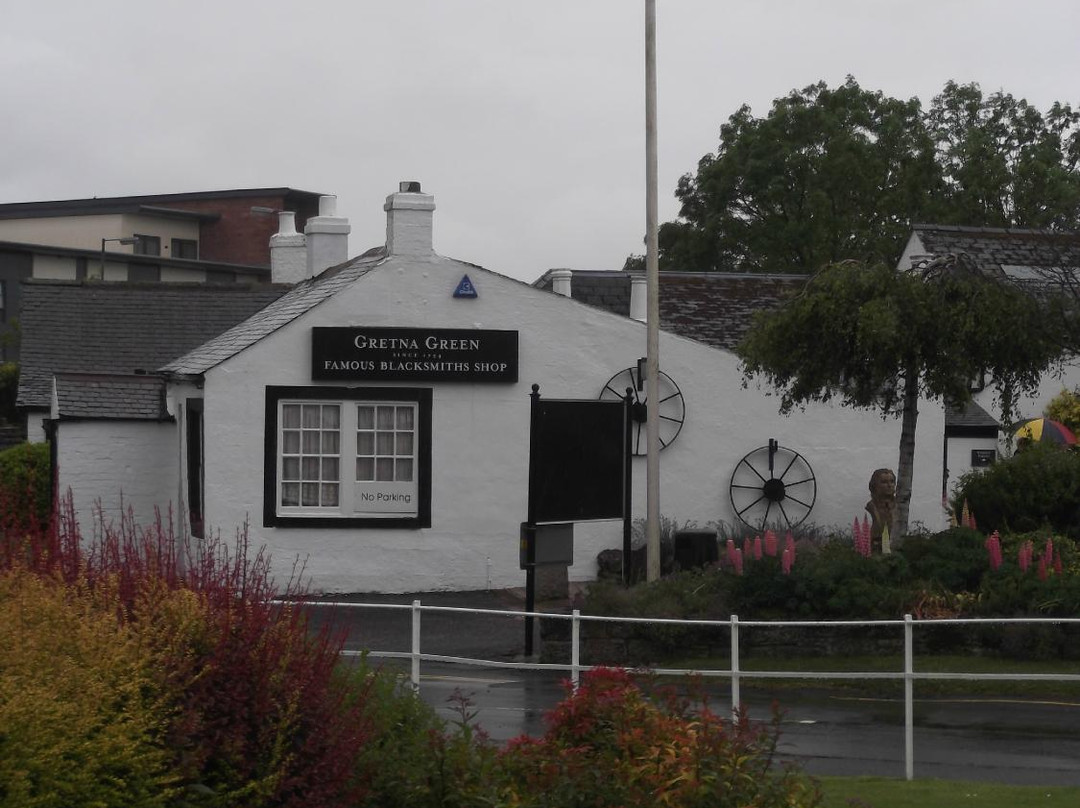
[738, 257, 1069, 535]
[660, 78, 1080, 273]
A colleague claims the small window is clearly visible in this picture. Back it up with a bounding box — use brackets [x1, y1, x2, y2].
[75, 257, 88, 280]
[264, 386, 431, 528]
[133, 235, 161, 256]
[171, 238, 198, 260]
[205, 269, 236, 283]
[129, 264, 161, 282]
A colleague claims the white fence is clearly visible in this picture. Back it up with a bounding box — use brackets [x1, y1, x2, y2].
[293, 600, 1080, 782]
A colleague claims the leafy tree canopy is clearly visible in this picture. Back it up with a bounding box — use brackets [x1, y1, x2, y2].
[643, 78, 1080, 274]
[738, 258, 1070, 533]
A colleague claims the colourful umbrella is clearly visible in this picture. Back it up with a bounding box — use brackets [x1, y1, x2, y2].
[1012, 417, 1078, 445]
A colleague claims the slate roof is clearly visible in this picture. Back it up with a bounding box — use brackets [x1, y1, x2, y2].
[944, 398, 1000, 432]
[911, 224, 1080, 278]
[161, 248, 387, 376]
[533, 270, 807, 351]
[54, 374, 168, 420]
[17, 280, 289, 410]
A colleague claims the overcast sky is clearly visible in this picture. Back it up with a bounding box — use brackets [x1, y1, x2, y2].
[3, 1, 1078, 282]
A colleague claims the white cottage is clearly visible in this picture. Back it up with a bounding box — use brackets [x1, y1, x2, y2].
[21, 184, 947, 593]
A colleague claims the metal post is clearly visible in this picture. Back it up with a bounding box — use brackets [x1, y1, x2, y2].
[524, 384, 540, 656]
[730, 614, 740, 718]
[904, 613, 914, 780]
[411, 599, 422, 691]
[644, 0, 661, 581]
[623, 388, 634, 585]
[571, 609, 581, 690]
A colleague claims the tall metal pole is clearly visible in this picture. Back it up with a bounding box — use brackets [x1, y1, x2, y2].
[644, 0, 661, 581]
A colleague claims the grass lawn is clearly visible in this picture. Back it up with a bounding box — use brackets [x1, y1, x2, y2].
[818, 776, 1080, 807]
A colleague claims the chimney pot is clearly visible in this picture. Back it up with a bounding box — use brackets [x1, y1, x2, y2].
[385, 183, 435, 257]
[551, 269, 573, 298]
[305, 194, 351, 275]
[629, 274, 647, 322]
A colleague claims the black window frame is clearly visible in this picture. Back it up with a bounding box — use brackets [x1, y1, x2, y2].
[171, 238, 198, 260]
[133, 234, 161, 256]
[263, 385, 432, 528]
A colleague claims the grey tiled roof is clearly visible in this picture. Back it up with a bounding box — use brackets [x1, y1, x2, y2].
[945, 398, 1000, 430]
[534, 270, 807, 351]
[161, 249, 386, 376]
[54, 374, 168, 420]
[17, 281, 288, 409]
[912, 224, 1080, 276]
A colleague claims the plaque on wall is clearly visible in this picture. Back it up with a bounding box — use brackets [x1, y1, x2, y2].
[312, 327, 518, 383]
[971, 449, 997, 467]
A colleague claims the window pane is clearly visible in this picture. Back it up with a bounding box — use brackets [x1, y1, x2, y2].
[397, 407, 414, 430]
[376, 458, 394, 481]
[322, 484, 339, 507]
[302, 405, 321, 428]
[322, 457, 339, 479]
[281, 483, 299, 506]
[282, 457, 300, 480]
[282, 405, 301, 428]
[302, 431, 321, 453]
[302, 457, 320, 479]
[282, 430, 300, 454]
[356, 457, 374, 481]
[377, 406, 395, 429]
[357, 406, 374, 429]
[376, 433, 394, 455]
[396, 433, 413, 455]
[396, 458, 414, 482]
[322, 405, 340, 428]
[322, 431, 339, 453]
[356, 432, 375, 455]
[302, 483, 320, 506]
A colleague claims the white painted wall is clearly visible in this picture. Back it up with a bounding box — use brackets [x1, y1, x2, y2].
[193, 254, 946, 594]
[0, 213, 199, 255]
[55, 420, 178, 535]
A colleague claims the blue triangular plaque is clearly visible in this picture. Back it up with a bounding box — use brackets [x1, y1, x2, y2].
[453, 274, 478, 298]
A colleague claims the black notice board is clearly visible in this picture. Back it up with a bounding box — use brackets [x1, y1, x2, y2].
[529, 398, 627, 523]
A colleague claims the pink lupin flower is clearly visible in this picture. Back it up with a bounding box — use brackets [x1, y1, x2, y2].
[985, 531, 1002, 571]
[764, 529, 778, 557]
[726, 538, 737, 568]
[784, 531, 796, 565]
[1019, 541, 1033, 572]
[732, 547, 744, 576]
[753, 535, 763, 561]
[781, 546, 793, 575]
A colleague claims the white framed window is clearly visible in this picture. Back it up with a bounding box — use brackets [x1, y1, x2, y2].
[265, 387, 431, 528]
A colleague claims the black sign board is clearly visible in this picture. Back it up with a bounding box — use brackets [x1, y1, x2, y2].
[312, 327, 518, 383]
[971, 448, 997, 467]
[529, 398, 628, 523]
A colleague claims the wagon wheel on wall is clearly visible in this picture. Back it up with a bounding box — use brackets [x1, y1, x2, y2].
[728, 439, 817, 532]
[598, 366, 686, 456]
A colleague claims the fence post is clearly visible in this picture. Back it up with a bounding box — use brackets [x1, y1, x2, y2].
[904, 613, 914, 781]
[571, 610, 581, 689]
[411, 599, 422, 692]
[730, 614, 740, 718]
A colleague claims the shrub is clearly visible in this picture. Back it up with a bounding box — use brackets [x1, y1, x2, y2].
[953, 443, 1080, 537]
[4, 498, 379, 808]
[0, 441, 51, 534]
[495, 668, 821, 808]
[0, 568, 178, 807]
[0, 361, 17, 423]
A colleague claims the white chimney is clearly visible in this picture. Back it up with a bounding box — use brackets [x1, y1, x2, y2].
[551, 269, 573, 298]
[629, 273, 647, 322]
[305, 194, 351, 276]
[270, 211, 308, 284]
[385, 181, 435, 257]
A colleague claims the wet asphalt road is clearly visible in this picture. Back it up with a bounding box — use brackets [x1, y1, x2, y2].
[300, 591, 1080, 786]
